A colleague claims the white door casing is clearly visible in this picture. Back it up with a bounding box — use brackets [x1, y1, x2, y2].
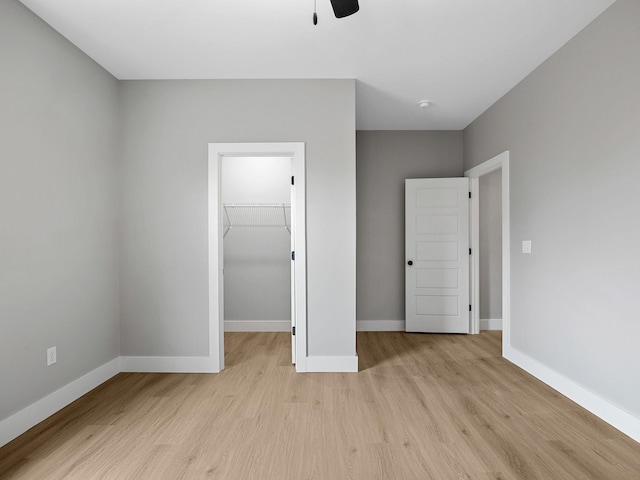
[290, 169, 296, 364]
[405, 178, 470, 333]
[209, 143, 307, 373]
[465, 150, 510, 344]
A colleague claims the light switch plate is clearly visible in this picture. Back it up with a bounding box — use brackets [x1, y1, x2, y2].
[522, 240, 532, 254]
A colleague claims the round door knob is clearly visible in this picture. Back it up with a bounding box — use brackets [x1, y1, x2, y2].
[407, 260, 413, 266]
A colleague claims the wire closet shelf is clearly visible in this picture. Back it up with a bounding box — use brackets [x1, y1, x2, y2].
[223, 203, 291, 238]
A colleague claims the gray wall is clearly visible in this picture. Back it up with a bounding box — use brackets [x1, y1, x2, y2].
[464, 0, 640, 417]
[0, 0, 119, 420]
[479, 169, 502, 321]
[119, 80, 356, 358]
[356, 131, 463, 323]
[224, 229, 291, 321]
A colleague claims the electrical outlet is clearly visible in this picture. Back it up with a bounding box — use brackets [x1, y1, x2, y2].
[47, 346, 57, 366]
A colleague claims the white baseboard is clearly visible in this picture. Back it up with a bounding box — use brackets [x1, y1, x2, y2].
[480, 318, 503, 330]
[359, 320, 504, 332]
[505, 345, 640, 443]
[356, 320, 405, 331]
[4, 346, 637, 451]
[224, 320, 290, 332]
[306, 355, 358, 372]
[120, 356, 216, 373]
[359, 319, 505, 333]
[0, 358, 120, 449]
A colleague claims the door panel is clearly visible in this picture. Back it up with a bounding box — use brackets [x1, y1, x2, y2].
[416, 268, 458, 289]
[406, 178, 470, 333]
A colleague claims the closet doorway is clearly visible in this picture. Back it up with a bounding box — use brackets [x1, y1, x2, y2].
[465, 150, 510, 347]
[208, 143, 307, 373]
[222, 156, 293, 347]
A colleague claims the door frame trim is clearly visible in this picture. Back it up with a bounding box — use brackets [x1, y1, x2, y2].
[208, 142, 307, 372]
[464, 151, 510, 354]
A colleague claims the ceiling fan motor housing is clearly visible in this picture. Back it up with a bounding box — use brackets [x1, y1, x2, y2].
[330, 0, 360, 18]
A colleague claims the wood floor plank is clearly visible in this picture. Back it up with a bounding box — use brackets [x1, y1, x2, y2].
[1, 331, 639, 479]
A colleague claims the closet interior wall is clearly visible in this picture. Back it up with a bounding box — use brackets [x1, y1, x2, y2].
[222, 157, 292, 330]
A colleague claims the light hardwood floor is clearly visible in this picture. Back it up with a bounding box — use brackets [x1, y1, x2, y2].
[1, 331, 639, 479]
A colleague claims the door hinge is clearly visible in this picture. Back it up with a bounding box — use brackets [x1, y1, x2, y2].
[469, 248, 472, 255]
[291, 176, 295, 185]
[469, 305, 472, 312]
[292, 326, 296, 336]
[291, 251, 295, 261]
[469, 191, 472, 199]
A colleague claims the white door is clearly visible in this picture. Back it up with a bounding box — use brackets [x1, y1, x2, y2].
[405, 178, 470, 333]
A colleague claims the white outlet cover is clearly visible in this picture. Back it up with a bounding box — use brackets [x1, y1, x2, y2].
[47, 346, 57, 366]
[522, 240, 532, 254]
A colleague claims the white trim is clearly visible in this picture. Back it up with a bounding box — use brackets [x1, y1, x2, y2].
[356, 320, 405, 331]
[0, 358, 120, 449]
[224, 320, 290, 332]
[469, 177, 480, 334]
[358, 319, 503, 332]
[208, 146, 224, 373]
[480, 318, 503, 330]
[209, 143, 307, 373]
[120, 356, 215, 373]
[505, 346, 640, 443]
[306, 355, 358, 373]
[464, 151, 510, 350]
[465, 152, 506, 178]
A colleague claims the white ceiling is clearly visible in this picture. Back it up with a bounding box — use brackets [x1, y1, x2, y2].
[19, 0, 616, 130]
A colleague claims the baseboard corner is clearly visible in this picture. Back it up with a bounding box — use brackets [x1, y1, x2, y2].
[504, 345, 640, 443]
[0, 357, 120, 449]
[480, 318, 503, 330]
[119, 355, 216, 373]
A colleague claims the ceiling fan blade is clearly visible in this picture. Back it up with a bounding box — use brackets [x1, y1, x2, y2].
[329, 0, 359, 18]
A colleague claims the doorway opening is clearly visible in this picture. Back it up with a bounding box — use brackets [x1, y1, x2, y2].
[208, 143, 307, 373]
[222, 155, 292, 342]
[478, 169, 502, 331]
[465, 151, 511, 354]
